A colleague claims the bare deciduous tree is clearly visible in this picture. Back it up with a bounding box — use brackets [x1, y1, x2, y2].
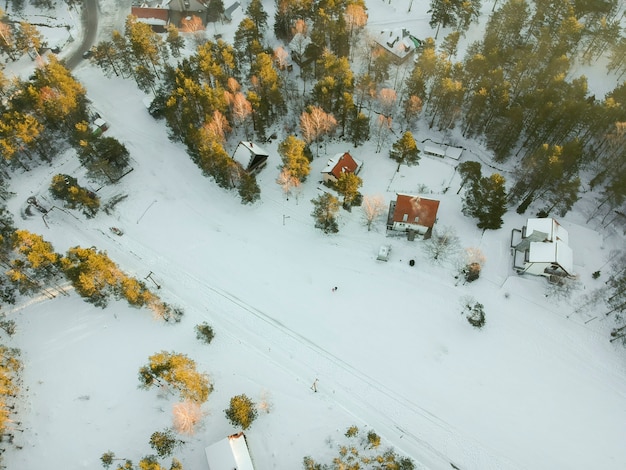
[424, 226, 461, 263]
[173, 400, 203, 435]
[374, 114, 392, 153]
[403, 95, 423, 129]
[204, 110, 231, 143]
[361, 194, 387, 231]
[300, 106, 337, 156]
[257, 389, 273, 414]
[276, 168, 301, 200]
[378, 88, 397, 117]
[274, 46, 289, 70]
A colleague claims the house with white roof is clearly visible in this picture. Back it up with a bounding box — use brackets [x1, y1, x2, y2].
[511, 217, 574, 280]
[205, 432, 255, 470]
[372, 28, 421, 62]
[232, 141, 269, 173]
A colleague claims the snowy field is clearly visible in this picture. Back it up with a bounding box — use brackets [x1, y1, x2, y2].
[2, 1, 626, 469]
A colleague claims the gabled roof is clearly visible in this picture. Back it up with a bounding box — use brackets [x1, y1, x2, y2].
[523, 218, 573, 275]
[526, 217, 569, 244]
[322, 152, 362, 180]
[392, 194, 440, 228]
[372, 28, 417, 60]
[205, 432, 254, 470]
[528, 240, 574, 275]
[232, 141, 269, 171]
[131, 6, 169, 24]
[167, 0, 209, 12]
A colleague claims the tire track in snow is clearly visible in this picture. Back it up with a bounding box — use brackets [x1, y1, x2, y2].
[112, 232, 521, 470]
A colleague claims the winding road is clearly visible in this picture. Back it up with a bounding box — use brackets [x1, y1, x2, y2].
[64, 0, 98, 70]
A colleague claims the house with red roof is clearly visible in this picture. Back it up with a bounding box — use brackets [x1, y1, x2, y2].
[131, 2, 170, 32]
[321, 152, 363, 184]
[386, 194, 440, 239]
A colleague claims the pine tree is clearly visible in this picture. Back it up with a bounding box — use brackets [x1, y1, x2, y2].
[237, 171, 261, 205]
[278, 135, 311, 181]
[457, 161, 481, 194]
[311, 193, 340, 233]
[347, 111, 369, 147]
[246, 0, 268, 34]
[463, 173, 507, 230]
[389, 131, 420, 172]
[149, 429, 183, 459]
[225, 394, 258, 430]
[335, 172, 362, 208]
[138, 351, 212, 403]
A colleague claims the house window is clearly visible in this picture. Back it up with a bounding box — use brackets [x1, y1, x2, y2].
[414, 217, 419, 223]
[402, 214, 408, 222]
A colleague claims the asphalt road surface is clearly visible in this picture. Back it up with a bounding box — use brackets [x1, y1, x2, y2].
[65, 0, 98, 70]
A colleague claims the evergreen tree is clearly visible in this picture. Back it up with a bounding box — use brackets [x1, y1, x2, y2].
[207, 0, 225, 22]
[138, 351, 212, 403]
[237, 170, 261, 205]
[311, 193, 340, 233]
[225, 394, 258, 430]
[347, 111, 369, 147]
[49, 174, 100, 217]
[463, 173, 508, 230]
[335, 172, 362, 208]
[165, 25, 184, 58]
[457, 161, 481, 194]
[149, 429, 183, 459]
[245, 0, 268, 34]
[278, 135, 311, 181]
[389, 131, 420, 172]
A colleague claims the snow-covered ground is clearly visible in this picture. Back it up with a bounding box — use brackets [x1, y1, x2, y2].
[2, 1, 626, 469]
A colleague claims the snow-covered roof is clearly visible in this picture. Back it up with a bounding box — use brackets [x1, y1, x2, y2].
[205, 433, 255, 470]
[423, 143, 463, 159]
[526, 218, 568, 244]
[372, 28, 417, 60]
[528, 240, 573, 275]
[232, 141, 269, 169]
[424, 144, 445, 157]
[445, 146, 463, 160]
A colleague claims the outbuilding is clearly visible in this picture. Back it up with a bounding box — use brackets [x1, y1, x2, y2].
[205, 432, 255, 470]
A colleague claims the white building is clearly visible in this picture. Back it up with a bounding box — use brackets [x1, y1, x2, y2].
[232, 141, 269, 173]
[205, 432, 255, 470]
[511, 217, 574, 279]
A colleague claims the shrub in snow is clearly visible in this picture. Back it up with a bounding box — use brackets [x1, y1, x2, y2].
[225, 393, 258, 430]
[304, 425, 415, 469]
[461, 296, 486, 329]
[195, 322, 215, 344]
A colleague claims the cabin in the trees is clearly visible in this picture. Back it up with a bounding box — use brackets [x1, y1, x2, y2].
[205, 432, 255, 470]
[232, 141, 269, 173]
[372, 28, 421, 62]
[387, 194, 440, 240]
[321, 152, 363, 184]
[511, 217, 574, 281]
[423, 142, 464, 160]
[131, 2, 170, 32]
